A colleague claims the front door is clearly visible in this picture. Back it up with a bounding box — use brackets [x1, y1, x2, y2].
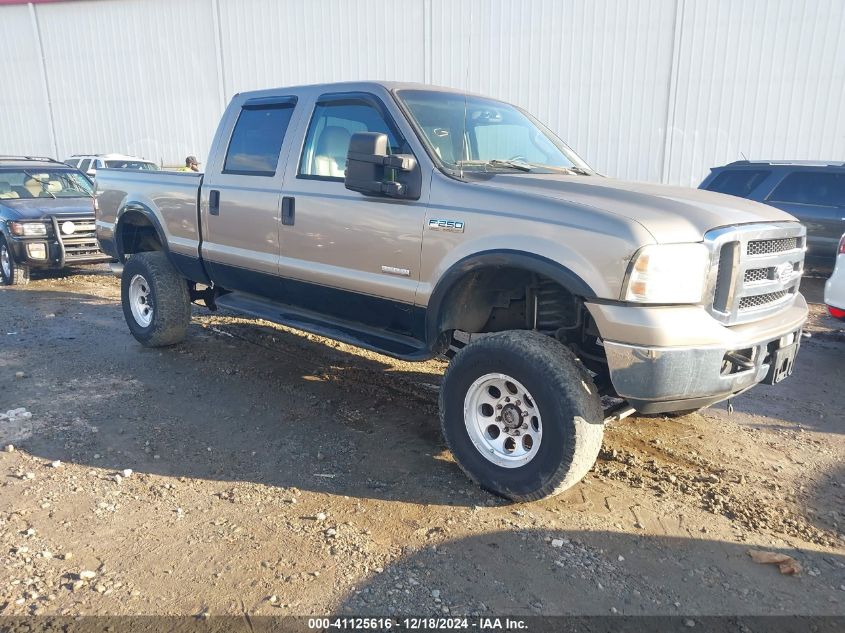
[278, 92, 427, 337]
[200, 96, 299, 296]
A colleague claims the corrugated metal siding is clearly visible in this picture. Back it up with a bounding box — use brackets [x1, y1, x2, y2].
[34, 0, 222, 165]
[428, 0, 677, 183]
[0, 0, 842, 182]
[664, 0, 845, 185]
[0, 3, 55, 157]
[218, 0, 426, 96]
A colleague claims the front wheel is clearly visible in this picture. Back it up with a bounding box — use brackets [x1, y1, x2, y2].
[0, 237, 30, 286]
[121, 251, 190, 347]
[439, 330, 604, 501]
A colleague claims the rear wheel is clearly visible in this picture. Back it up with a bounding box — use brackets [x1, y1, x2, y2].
[439, 330, 604, 501]
[121, 251, 190, 346]
[0, 237, 30, 286]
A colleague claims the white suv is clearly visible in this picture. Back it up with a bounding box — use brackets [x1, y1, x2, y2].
[824, 233, 845, 320]
[64, 154, 158, 179]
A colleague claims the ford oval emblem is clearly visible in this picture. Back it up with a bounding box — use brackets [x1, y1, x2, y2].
[776, 262, 793, 284]
[61, 221, 76, 235]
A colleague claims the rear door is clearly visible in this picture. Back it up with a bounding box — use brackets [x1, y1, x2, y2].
[200, 95, 300, 296]
[765, 170, 845, 259]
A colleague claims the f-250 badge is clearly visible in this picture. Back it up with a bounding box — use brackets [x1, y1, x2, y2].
[428, 218, 465, 233]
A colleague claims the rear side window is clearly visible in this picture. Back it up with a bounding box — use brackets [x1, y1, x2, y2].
[223, 101, 296, 176]
[767, 171, 845, 207]
[704, 170, 770, 197]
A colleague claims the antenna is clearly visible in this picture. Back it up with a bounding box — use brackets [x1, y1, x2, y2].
[740, 151, 748, 161]
[459, 2, 473, 180]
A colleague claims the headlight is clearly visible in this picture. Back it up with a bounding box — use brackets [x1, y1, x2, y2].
[623, 243, 710, 304]
[8, 221, 49, 237]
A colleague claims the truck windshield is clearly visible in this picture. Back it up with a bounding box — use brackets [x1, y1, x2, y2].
[396, 89, 591, 174]
[0, 169, 94, 199]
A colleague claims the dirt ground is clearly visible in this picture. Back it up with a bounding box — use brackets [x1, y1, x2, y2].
[1, 266, 843, 618]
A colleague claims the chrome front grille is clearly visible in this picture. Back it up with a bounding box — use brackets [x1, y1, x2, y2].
[738, 290, 789, 311]
[743, 267, 771, 283]
[51, 215, 107, 261]
[747, 237, 798, 256]
[705, 222, 805, 325]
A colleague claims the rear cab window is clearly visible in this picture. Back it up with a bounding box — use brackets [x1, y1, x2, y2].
[767, 171, 845, 207]
[703, 169, 770, 197]
[223, 97, 297, 176]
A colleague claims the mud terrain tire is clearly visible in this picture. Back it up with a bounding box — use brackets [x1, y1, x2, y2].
[439, 330, 604, 501]
[121, 251, 190, 347]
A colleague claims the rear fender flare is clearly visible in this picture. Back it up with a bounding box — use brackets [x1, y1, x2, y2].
[114, 203, 169, 262]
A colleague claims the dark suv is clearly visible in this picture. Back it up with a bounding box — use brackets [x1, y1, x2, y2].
[0, 156, 112, 285]
[700, 161, 845, 262]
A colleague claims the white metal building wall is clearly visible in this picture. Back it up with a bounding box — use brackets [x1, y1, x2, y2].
[0, 0, 843, 185]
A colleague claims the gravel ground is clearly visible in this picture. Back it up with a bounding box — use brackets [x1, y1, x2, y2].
[0, 266, 843, 618]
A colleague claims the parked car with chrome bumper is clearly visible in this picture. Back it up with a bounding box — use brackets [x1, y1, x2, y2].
[0, 156, 112, 285]
[824, 233, 845, 320]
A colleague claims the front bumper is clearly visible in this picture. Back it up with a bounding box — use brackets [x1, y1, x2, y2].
[590, 295, 808, 413]
[7, 235, 112, 269]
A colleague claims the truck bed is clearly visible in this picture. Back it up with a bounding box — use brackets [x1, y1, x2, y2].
[95, 168, 203, 265]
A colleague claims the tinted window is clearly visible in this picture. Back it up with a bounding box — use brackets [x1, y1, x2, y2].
[768, 171, 845, 207]
[79, 159, 91, 173]
[64, 158, 79, 168]
[223, 102, 296, 176]
[299, 99, 402, 179]
[704, 169, 770, 197]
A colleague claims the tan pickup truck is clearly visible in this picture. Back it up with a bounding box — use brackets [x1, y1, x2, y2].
[95, 81, 807, 501]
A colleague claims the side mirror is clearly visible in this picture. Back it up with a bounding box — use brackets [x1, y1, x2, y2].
[344, 132, 421, 200]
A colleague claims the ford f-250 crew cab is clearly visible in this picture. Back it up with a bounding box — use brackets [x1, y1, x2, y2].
[95, 82, 807, 501]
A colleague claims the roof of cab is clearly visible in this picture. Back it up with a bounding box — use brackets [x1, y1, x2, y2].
[235, 80, 485, 101]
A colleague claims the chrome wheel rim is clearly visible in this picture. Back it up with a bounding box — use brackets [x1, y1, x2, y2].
[464, 373, 542, 468]
[1, 244, 10, 280]
[128, 274, 153, 327]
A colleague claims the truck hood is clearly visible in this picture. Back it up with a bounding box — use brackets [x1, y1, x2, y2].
[470, 173, 797, 243]
[0, 197, 94, 220]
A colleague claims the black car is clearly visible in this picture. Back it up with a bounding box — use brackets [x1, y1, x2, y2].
[0, 156, 112, 285]
[699, 160, 845, 263]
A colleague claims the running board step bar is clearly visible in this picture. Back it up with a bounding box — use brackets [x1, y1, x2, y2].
[215, 292, 432, 361]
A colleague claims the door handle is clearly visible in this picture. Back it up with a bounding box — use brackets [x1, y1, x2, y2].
[281, 196, 295, 226]
[209, 190, 220, 216]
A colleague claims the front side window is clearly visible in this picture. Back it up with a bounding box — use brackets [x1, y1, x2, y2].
[397, 89, 589, 173]
[299, 99, 402, 179]
[704, 169, 770, 198]
[767, 171, 845, 207]
[79, 159, 92, 173]
[223, 101, 296, 176]
[0, 169, 94, 199]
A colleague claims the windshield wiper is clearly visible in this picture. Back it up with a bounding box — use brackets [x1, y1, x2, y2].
[568, 166, 592, 176]
[486, 159, 532, 172]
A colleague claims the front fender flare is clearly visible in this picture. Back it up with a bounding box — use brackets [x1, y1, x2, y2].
[424, 249, 598, 346]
